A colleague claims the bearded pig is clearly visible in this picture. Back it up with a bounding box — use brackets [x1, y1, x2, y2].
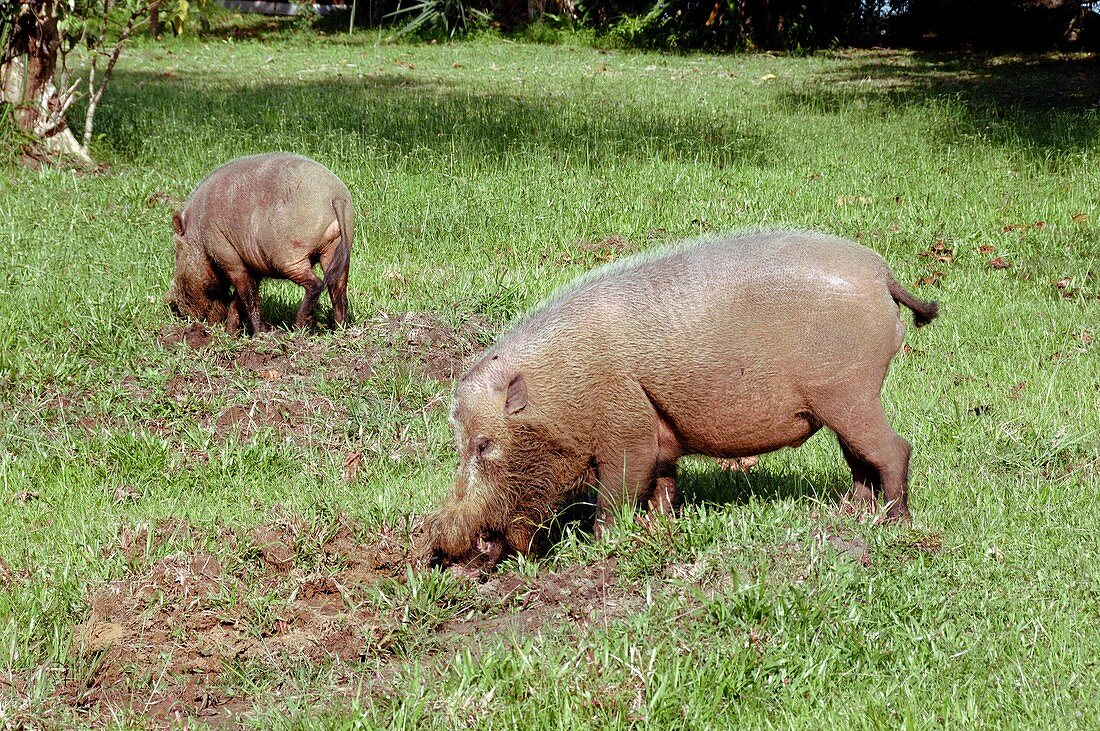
[166, 152, 354, 335]
[427, 230, 939, 572]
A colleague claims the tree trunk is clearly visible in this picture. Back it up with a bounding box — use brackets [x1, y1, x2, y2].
[1, 1, 90, 162]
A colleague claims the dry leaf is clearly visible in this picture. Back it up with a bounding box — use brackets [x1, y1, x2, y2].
[1072, 212, 1089, 224]
[919, 241, 955, 263]
[989, 257, 1010, 269]
[9, 491, 39, 504]
[343, 451, 363, 483]
[836, 195, 872, 206]
[705, 0, 721, 26]
[760, 73, 778, 81]
[1053, 277, 1078, 299]
[1008, 382, 1026, 401]
[915, 270, 945, 287]
[977, 244, 995, 255]
[114, 484, 141, 504]
[1003, 223, 1030, 232]
[1034, 221, 1046, 229]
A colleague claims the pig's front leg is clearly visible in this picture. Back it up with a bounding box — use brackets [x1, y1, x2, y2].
[593, 440, 659, 539]
[225, 298, 243, 336]
[226, 269, 266, 335]
[648, 466, 679, 515]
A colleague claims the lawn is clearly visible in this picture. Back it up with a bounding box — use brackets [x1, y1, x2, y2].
[1, 27, 1098, 728]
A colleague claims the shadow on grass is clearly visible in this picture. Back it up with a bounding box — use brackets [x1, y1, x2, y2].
[679, 458, 849, 508]
[100, 69, 775, 170]
[536, 454, 850, 553]
[258, 281, 345, 332]
[777, 50, 1100, 153]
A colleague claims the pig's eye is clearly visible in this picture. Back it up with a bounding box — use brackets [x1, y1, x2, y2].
[474, 436, 492, 458]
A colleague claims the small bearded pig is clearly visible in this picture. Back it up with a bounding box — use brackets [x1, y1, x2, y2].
[427, 230, 939, 573]
[166, 152, 354, 334]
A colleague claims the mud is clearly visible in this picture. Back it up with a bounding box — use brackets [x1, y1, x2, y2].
[65, 516, 416, 725]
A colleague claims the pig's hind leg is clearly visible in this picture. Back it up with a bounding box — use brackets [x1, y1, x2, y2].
[319, 244, 349, 327]
[838, 442, 879, 515]
[818, 395, 912, 523]
[286, 262, 326, 329]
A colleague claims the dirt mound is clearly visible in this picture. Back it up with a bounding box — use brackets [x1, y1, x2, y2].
[60, 510, 643, 725]
[150, 310, 490, 442]
[65, 516, 417, 724]
[373, 310, 491, 381]
[159, 322, 213, 349]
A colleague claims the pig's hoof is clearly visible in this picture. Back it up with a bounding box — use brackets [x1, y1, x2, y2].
[879, 511, 913, 527]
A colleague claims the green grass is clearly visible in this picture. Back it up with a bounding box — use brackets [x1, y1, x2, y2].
[1, 28, 1099, 728]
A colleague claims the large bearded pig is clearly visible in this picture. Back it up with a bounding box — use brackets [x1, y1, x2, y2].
[166, 153, 354, 335]
[426, 230, 939, 573]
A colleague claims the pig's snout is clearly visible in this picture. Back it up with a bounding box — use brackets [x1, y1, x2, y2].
[427, 529, 506, 578]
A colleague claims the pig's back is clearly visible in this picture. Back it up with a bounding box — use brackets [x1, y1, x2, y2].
[185, 153, 347, 238]
[513, 231, 904, 456]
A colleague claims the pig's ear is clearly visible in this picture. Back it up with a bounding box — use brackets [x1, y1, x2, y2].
[504, 373, 527, 415]
[172, 211, 185, 237]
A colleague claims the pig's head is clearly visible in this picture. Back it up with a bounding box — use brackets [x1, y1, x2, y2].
[425, 364, 591, 575]
[165, 211, 229, 324]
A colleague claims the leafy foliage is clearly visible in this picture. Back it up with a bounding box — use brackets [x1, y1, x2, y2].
[388, 0, 492, 37]
[603, 0, 890, 51]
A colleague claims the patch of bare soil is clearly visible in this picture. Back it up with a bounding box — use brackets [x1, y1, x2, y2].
[65, 516, 416, 725]
[56, 507, 885, 725]
[159, 323, 214, 349]
[450, 559, 642, 638]
[549, 234, 643, 266]
[59, 513, 644, 726]
[371, 310, 491, 381]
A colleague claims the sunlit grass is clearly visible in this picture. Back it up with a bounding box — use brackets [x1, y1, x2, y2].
[0, 32, 1098, 728]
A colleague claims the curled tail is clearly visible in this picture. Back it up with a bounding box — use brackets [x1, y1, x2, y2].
[888, 277, 939, 328]
[323, 195, 354, 325]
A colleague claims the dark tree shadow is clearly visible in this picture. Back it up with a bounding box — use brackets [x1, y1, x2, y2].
[776, 50, 1100, 153]
[101, 69, 776, 172]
